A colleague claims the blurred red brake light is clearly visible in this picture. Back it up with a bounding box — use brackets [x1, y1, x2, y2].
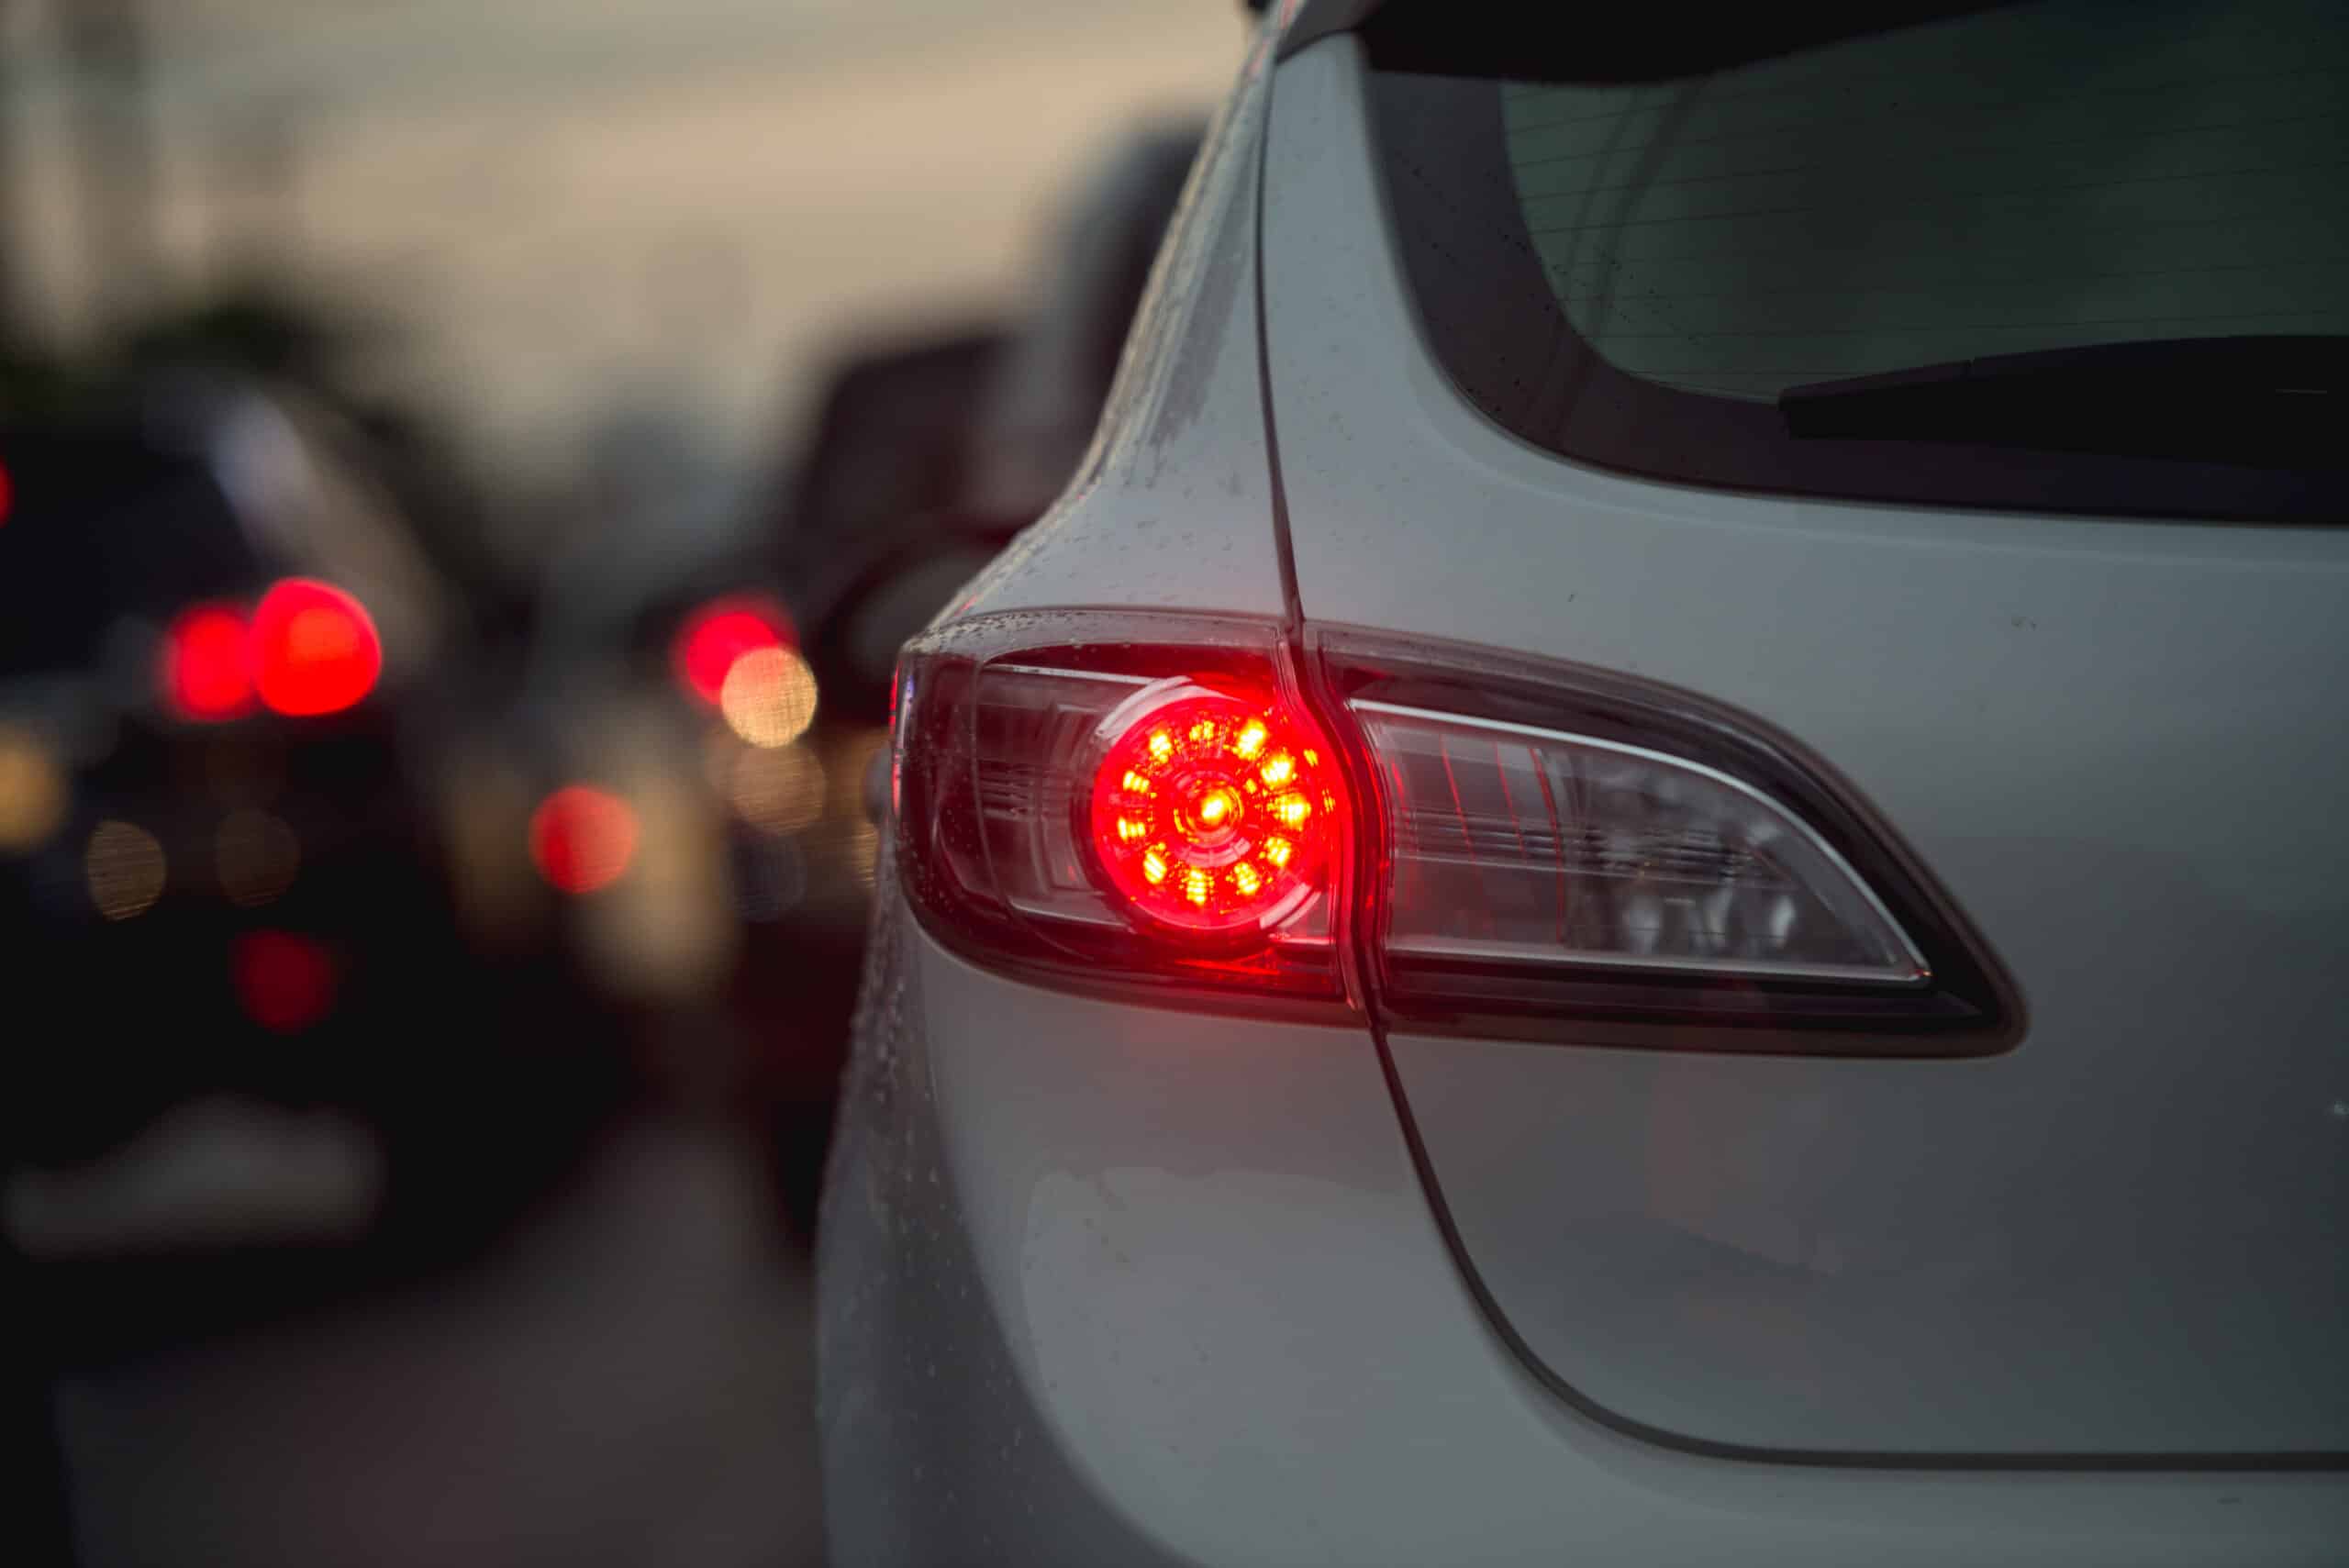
[251, 579, 382, 717]
[887, 614, 1347, 1003]
[675, 595, 794, 706]
[162, 604, 256, 721]
[890, 611, 2015, 1048]
[529, 784, 638, 895]
[1087, 684, 1337, 937]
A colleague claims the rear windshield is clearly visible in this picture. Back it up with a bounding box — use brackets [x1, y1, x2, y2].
[1360, 0, 2349, 522]
[0, 426, 254, 676]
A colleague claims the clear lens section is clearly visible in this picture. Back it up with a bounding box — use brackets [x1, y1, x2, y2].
[951, 664, 1146, 931]
[1356, 701, 1927, 985]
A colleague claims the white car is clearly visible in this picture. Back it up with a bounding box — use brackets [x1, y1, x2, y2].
[817, 2, 2349, 1562]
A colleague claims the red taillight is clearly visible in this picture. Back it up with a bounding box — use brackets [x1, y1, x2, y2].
[1087, 684, 1335, 936]
[161, 603, 255, 721]
[231, 930, 340, 1033]
[529, 784, 638, 895]
[889, 612, 2016, 1048]
[250, 579, 382, 717]
[889, 617, 1345, 1000]
[674, 595, 793, 706]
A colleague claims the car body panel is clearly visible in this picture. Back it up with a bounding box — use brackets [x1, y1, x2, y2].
[817, 890, 2349, 1564]
[1261, 35, 2349, 1456]
[818, 10, 2349, 1558]
[954, 30, 1285, 624]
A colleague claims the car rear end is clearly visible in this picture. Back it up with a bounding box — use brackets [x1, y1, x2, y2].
[818, 2, 2349, 1561]
[0, 387, 581, 1252]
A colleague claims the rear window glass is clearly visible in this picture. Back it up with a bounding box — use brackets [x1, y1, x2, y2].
[1360, 0, 2349, 521]
[0, 427, 253, 676]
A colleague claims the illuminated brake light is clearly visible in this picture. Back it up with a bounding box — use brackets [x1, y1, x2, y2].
[161, 603, 256, 721]
[0, 724, 67, 851]
[675, 595, 794, 706]
[719, 645, 818, 748]
[529, 784, 638, 895]
[1086, 685, 1337, 936]
[251, 579, 381, 717]
[231, 930, 340, 1033]
[889, 611, 2012, 1043]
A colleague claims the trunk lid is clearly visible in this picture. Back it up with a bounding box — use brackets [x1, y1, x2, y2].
[1263, 23, 2349, 1457]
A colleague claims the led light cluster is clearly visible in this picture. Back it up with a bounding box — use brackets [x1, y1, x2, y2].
[1086, 685, 1337, 935]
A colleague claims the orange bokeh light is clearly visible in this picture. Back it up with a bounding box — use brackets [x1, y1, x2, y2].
[674, 595, 794, 706]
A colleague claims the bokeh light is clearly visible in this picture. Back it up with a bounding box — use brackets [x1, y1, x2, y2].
[728, 743, 827, 836]
[1087, 690, 1335, 934]
[250, 579, 384, 717]
[85, 820, 166, 919]
[529, 784, 640, 895]
[0, 724, 67, 851]
[675, 595, 794, 706]
[231, 930, 340, 1033]
[161, 605, 256, 722]
[719, 646, 818, 749]
[217, 810, 301, 908]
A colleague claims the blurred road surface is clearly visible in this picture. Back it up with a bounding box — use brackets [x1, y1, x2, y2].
[50, 1118, 822, 1567]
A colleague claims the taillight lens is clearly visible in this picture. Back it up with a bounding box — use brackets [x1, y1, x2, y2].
[158, 580, 384, 724]
[893, 614, 1344, 1000]
[892, 614, 2013, 1047]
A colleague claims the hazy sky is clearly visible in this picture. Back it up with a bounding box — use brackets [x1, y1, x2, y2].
[8, 0, 1243, 484]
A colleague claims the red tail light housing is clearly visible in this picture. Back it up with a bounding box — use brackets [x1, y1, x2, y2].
[889, 612, 2018, 1051]
[162, 579, 382, 722]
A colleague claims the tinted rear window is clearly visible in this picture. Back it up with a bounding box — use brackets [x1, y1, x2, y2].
[0, 426, 254, 676]
[1361, 0, 2349, 521]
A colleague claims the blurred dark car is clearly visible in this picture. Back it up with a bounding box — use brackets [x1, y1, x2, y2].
[592, 118, 1209, 1226]
[0, 378, 627, 1271]
[782, 118, 1208, 717]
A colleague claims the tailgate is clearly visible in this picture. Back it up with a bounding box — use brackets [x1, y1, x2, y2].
[1263, 24, 2349, 1457]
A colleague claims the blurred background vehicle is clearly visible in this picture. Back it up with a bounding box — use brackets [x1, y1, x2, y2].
[728, 113, 1204, 1224]
[1, 0, 1243, 1562]
[484, 111, 1213, 1239]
